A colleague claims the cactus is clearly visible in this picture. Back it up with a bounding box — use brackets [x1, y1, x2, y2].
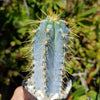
[23, 16, 74, 100]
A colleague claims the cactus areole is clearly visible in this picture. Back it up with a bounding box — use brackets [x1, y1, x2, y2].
[23, 16, 74, 100]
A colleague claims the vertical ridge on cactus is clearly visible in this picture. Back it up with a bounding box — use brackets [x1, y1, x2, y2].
[23, 16, 74, 100]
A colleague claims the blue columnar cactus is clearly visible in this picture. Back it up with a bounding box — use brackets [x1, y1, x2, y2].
[23, 16, 74, 100]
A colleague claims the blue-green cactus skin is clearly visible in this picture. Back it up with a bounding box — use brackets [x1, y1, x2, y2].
[23, 17, 74, 100]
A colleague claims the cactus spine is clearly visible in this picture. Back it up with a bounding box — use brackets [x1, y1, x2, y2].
[23, 16, 74, 100]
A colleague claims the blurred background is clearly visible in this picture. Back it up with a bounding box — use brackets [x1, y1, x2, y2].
[0, 0, 100, 100]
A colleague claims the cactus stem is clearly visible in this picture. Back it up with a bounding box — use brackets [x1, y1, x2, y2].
[23, 17, 74, 99]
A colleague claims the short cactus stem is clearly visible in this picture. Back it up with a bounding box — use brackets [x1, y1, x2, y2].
[23, 16, 74, 100]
